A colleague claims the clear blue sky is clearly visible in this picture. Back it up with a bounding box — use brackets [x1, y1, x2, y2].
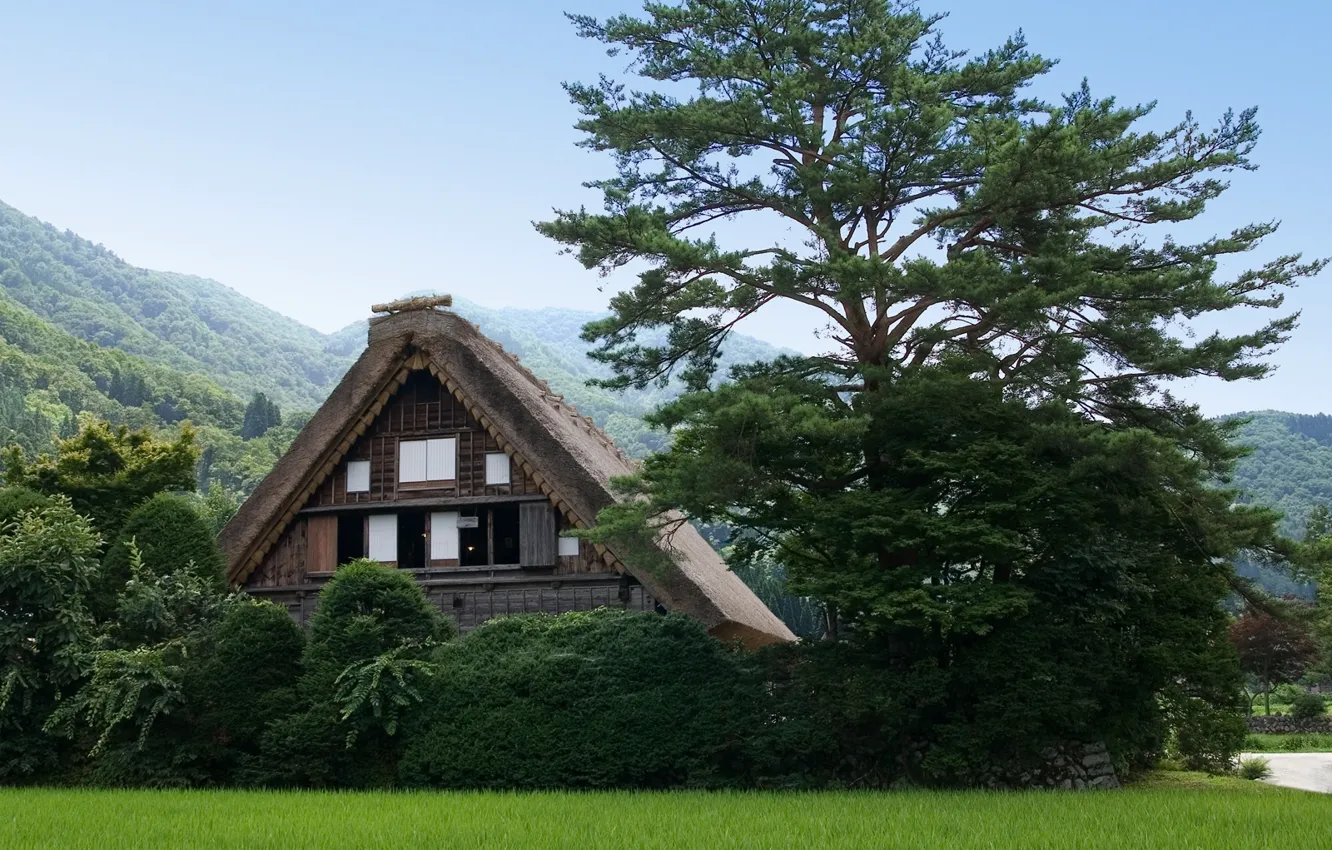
[0, 1, 1326, 414]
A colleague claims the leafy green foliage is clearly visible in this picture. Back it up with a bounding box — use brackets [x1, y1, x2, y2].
[0, 486, 51, 527]
[1289, 691, 1326, 719]
[108, 537, 228, 648]
[98, 492, 227, 624]
[256, 560, 450, 787]
[398, 609, 758, 789]
[3, 418, 198, 540]
[0, 498, 101, 778]
[45, 642, 187, 758]
[334, 643, 437, 745]
[181, 598, 305, 781]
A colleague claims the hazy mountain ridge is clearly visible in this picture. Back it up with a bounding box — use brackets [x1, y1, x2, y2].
[0, 201, 788, 458]
[0, 201, 353, 411]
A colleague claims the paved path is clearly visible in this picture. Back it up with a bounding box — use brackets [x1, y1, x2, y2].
[1243, 752, 1332, 793]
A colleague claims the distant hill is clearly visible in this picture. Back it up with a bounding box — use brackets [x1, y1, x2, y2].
[1225, 411, 1332, 598]
[0, 201, 787, 461]
[1229, 411, 1332, 539]
[0, 201, 353, 411]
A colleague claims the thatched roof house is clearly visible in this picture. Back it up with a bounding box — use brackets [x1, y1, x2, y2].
[219, 298, 794, 648]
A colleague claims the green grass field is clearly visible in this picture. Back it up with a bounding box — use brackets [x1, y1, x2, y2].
[1, 778, 1328, 850]
[1245, 732, 1332, 753]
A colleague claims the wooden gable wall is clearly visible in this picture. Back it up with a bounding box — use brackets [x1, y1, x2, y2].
[246, 368, 615, 591]
[308, 370, 545, 506]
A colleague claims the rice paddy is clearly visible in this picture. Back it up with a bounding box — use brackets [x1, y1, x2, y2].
[1, 778, 1329, 850]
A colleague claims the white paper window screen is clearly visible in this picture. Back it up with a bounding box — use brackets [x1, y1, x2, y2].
[367, 514, 398, 562]
[558, 536, 580, 557]
[485, 452, 510, 485]
[398, 440, 428, 483]
[430, 512, 459, 560]
[346, 460, 370, 493]
[427, 438, 456, 481]
[399, 438, 455, 483]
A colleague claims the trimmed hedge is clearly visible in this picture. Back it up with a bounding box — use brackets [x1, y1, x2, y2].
[398, 609, 760, 789]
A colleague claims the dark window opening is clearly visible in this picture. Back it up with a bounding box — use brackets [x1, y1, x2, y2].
[337, 514, 365, 566]
[401, 369, 441, 404]
[459, 508, 488, 566]
[397, 509, 427, 570]
[493, 504, 520, 565]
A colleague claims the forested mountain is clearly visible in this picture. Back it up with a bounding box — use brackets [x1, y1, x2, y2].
[1225, 412, 1332, 597]
[0, 200, 786, 469]
[1230, 412, 1332, 539]
[0, 201, 353, 411]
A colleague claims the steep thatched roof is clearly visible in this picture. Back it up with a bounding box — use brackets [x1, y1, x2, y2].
[219, 306, 795, 648]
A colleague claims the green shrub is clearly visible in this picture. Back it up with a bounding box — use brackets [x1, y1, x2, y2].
[748, 641, 942, 787]
[97, 493, 226, 620]
[183, 598, 305, 781]
[1280, 734, 1310, 752]
[300, 559, 451, 696]
[0, 486, 52, 526]
[1165, 692, 1246, 774]
[398, 609, 760, 789]
[1290, 691, 1326, 719]
[255, 560, 449, 787]
[1237, 755, 1272, 781]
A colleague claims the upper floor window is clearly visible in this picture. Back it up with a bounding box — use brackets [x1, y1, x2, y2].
[399, 437, 456, 486]
[485, 452, 511, 485]
[346, 460, 371, 493]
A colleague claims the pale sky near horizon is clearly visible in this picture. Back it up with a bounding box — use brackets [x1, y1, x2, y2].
[0, 1, 1327, 415]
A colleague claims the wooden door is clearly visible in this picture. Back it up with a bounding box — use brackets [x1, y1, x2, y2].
[519, 502, 556, 567]
[307, 515, 338, 573]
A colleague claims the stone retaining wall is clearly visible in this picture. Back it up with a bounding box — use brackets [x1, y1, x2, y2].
[1247, 716, 1332, 734]
[981, 741, 1120, 790]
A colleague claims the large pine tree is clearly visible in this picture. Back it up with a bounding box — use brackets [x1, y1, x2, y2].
[539, 0, 1326, 775]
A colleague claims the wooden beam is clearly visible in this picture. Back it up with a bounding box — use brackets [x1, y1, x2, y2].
[298, 493, 552, 515]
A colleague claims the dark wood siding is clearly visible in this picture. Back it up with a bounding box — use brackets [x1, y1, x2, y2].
[248, 517, 307, 588]
[520, 502, 556, 567]
[250, 572, 657, 631]
[308, 370, 542, 508]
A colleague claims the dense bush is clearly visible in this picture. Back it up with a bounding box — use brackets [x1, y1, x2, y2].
[1290, 691, 1327, 719]
[748, 641, 941, 787]
[0, 486, 52, 526]
[97, 493, 226, 619]
[255, 560, 450, 787]
[399, 609, 759, 789]
[183, 598, 305, 782]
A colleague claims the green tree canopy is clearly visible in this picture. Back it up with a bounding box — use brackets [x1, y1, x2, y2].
[0, 498, 101, 778]
[98, 492, 228, 623]
[539, 0, 1321, 768]
[2, 417, 199, 539]
[241, 393, 282, 440]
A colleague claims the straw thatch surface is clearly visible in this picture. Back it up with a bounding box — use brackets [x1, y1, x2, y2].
[219, 308, 794, 647]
